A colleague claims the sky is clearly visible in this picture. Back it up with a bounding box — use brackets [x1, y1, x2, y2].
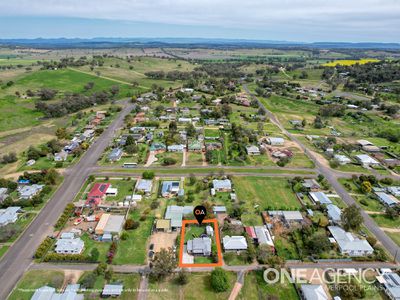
[0, 0, 399, 42]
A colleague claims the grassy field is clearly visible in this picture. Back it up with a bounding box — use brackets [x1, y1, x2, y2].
[385, 231, 400, 246]
[147, 272, 236, 300]
[113, 209, 153, 264]
[81, 233, 110, 263]
[8, 270, 64, 300]
[239, 270, 299, 300]
[233, 176, 301, 210]
[370, 214, 400, 228]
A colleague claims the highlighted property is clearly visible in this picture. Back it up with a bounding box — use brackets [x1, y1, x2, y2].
[179, 219, 223, 268]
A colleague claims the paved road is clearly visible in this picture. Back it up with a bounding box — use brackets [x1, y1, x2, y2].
[243, 84, 400, 262]
[0, 101, 135, 300]
[29, 261, 399, 273]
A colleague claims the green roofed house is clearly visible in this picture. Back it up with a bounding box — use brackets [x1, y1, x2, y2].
[150, 143, 166, 152]
[188, 140, 203, 152]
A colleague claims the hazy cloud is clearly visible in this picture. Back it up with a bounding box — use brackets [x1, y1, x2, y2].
[0, 0, 399, 41]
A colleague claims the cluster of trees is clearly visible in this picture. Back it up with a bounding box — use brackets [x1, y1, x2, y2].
[145, 70, 205, 81]
[149, 248, 177, 281]
[340, 61, 400, 84]
[35, 90, 111, 118]
[0, 223, 21, 243]
[80, 263, 114, 289]
[26, 139, 63, 160]
[319, 104, 346, 117]
[1, 152, 17, 165]
[195, 62, 245, 78]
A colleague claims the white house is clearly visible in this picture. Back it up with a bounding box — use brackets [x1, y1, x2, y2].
[0, 207, 20, 226]
[266, 137, 284, 146]
[300, 284, 329, 300]
[18, 184, 44, 200]
[334, 154, 351, 165]
[328, 226, 373, 257]
[212, 179, 232, 192]
[55, 235, 84, 255]
[246, 145, 261, 155]
[355, 154, 380, 167]
[222, 236, 248, 251]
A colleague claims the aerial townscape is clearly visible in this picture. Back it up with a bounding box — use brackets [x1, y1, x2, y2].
[0, 1, 400, 300]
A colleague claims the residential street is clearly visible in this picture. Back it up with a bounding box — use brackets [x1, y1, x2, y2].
[0, 87, 399, 300]
[0, 101, 135, 300]
[242, 84, 400, 263]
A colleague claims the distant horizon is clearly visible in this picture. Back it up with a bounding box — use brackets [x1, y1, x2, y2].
[1, 36, 400, 44]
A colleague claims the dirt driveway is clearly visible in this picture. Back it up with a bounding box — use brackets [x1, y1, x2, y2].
[149, 231, 178, 252]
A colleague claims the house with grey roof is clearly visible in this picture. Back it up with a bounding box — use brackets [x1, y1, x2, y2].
[108, 148, 123, 162]
[377, 271, 400, 300]
[326, 204, 342, 224]
[212, 179, 232, 192]
[334, 154, 351, 165]
[268, 211, 304, 224]
[246, 145, 261, 155]
[102, 284, 123, 297]
[0, 207, 20, 226]
[355, 154, 380, 167]
[300, 284, 329, 300]
[266, 137, 284, 146]
[187, 237, 212, 256]
[135, 179, 153, 194]
[309, 192, 332, 205]
[54, 150, 68, 162]
[161, 181, 180, 197]
[31, 284, 84, 300]
[0, 187, 8, 202]
[165, 205, 193, 229]
[18, 184, 44, 200]
[222, 236, 248, 252]
[213, 206, 227, 214]
[302, 179, 321, 191]
[55, 235, 84, 255]
[328, 226, 373, 257]
[167, 144, 185, 152]
[387, 186, 400, 197]
[375, 192, 399, 207]
[254, 226, 274, 247]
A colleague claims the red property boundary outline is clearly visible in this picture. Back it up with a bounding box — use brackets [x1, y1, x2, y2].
[178, 219, 223, 268]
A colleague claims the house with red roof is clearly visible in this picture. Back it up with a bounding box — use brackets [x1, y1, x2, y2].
[245, 226, 257, 241]
[86, 183, 110, 206]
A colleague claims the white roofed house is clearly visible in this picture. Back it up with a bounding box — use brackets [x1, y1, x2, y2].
[266, 137, 285, 146]
[18, 184, 44, 200]
[54, 150, 68, 162]
[326, 204, 342, 224]
[309, 192, 332, 205]
[135, 179, 153, 195]
[167, 144, 186, 152]
[108, 148, 123, 162]
[222, 236, 248, 252]
[376, 271, 400, 300]
[328, 226, 373, 257]
[187, 237, 212, 256]
[355, 154, 380, 167]
[55, 234, 84, 255]
[334, 154, 351, 165]
[300, 284, 329, 300]
[0, 207, 21, 226]
[161, 181, 181, 198]
[246, 145, 261, 155]
[302, 179, 321, 191]
[212, 179, 232, 192]
[31, 284, 84, 300]
[375, 192, 399, 207]
[387, 186, 400, 197]
[254, 226, 274, 247]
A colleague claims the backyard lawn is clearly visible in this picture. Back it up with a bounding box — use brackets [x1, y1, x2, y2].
[147, 272, 236, 300]
[113, 210, 153, 264]
[239, 270, 299, 300]
[8, 270, 64, 300]
[233, 176, 301, 210]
